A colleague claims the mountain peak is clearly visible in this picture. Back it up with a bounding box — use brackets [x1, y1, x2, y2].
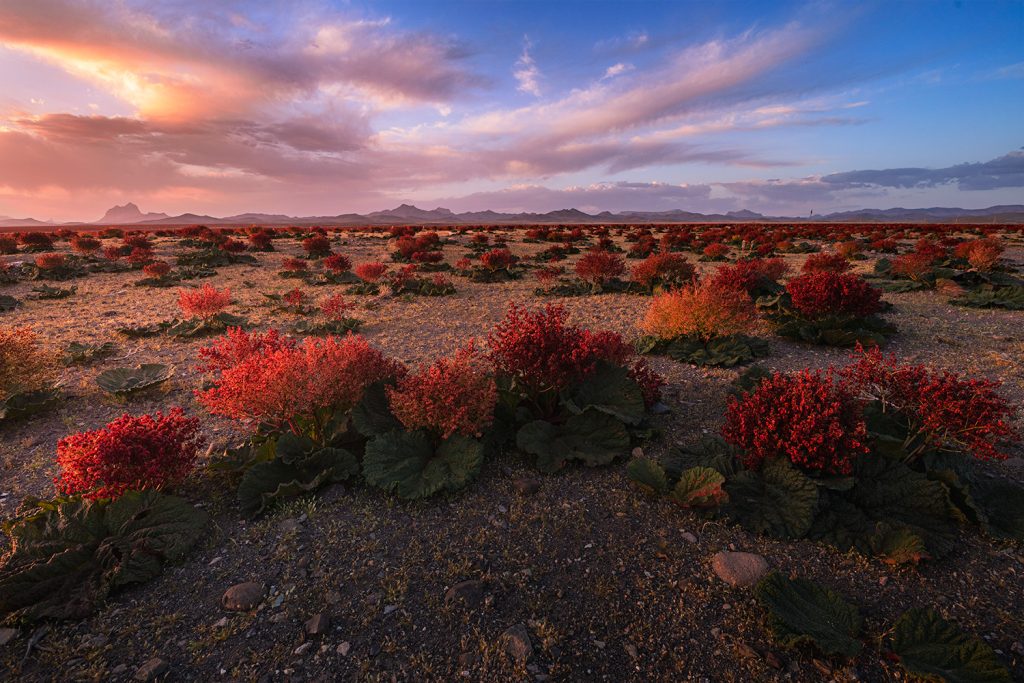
[97, 203, 170, 225]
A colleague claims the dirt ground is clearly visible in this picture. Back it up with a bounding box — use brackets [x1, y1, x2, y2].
[1, 228, 1022, 682]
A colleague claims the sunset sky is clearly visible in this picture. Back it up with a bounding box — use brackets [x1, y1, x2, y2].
[0, 0, 1022, 221]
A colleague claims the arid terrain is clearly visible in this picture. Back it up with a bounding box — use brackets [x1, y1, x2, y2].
[1, 223, 1023, 682]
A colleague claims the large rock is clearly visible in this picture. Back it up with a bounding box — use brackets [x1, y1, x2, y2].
[711, 551, 768, 587]
[221, 582, 266, 611]
[134, 657, 169, 681]
[500, 623, 533, 664]
[444, 580, 485, 609]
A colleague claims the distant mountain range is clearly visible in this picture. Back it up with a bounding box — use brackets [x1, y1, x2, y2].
[3, 202, 1024, 229]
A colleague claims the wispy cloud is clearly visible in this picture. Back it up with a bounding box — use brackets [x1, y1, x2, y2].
[513, 37, 541, 96]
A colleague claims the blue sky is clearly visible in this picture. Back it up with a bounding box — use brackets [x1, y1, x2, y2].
[0, 0, 1021, 220]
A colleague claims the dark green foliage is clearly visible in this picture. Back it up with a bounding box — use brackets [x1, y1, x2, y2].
[755, 573, 862, 657]
[237, 433, 359, 514]
[363, 431, 483, 499]
[625, 457, 670, 495]
[117, 321, 171, 338]
[724, 458, 819, 539]
[0, 388, 60, 424]
[292, 317, 363, 336]
[96, 364, 173, 395]
[889, 608, 1011, 682]
[670, 466, 728, 508]
[0, 294, 19, 312]
[30, 284, 76, 299]
[350, 380, 403, 438]
[64, 341, 117, 365]
[757, 292, 896, 347]
[663, 334, 769, 367]
[563, 361, 645, 425]
[176, 249, 256, 268]
[516, 409, 630, 473]
[166, 312, 248, 338]
[0, 491, 207, 621]
[951, 285, 1024, 310]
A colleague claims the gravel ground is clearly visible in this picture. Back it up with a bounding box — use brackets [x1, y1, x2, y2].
[1, 228, 1022, 682]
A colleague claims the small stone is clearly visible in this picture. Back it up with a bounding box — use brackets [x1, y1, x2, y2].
[222, 582, 266, 611]
[337, 641, 351, 656]
[111, 664, 128, 675]
[383, 605, 398, 615]
[0, 628, 17, 646]
[445, 580, 485, 609]
[213, 617, 229, 629]
[593, 640, 606, 650]
[305, 614, 330, 636]
[512, 477, 540, 496]
[326, 590, 342, 605]
[711, 551, 768, 587]
[624, 643, 638, 659]
[294, 642, 313, 656]
[278, 518, 303, 534]
[879, 575, 889, 586]
[710, 628, 721, 638]
[631, 447, 644, 458]
[133, 657, 168, 681]
[500, 624, 533, 664]
[681, 532, 698, 544]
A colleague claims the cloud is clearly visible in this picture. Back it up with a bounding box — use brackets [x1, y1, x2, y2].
[513, 37, 541, 96]
[602, 62, 633, 79]
[820, 150, 1024, 191]
[0, 0, 485, 118]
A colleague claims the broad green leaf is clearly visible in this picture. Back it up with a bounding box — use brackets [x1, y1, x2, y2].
[0, 491, 207, 621]
[238, 445, 357, 514]
[755, 573, 862, 657]
[890, 608, 1011, 682]
[363, 431, 483, 499]
[516, 410, 630, 473]
[95, 364, 173, 395]
[725, 458, 818, 540]
[626, 457, 669, 495]
[351, 380, 402, 437]
[671, 466, 727, 508]
[563, 360, 645, 425]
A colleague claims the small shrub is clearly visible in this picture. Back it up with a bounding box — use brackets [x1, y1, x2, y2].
[70, 236, 101, 255]
[322, 253, 351, 273]
[303, 235, 332, 257]
[280, 257, 308, 272]
[0, 326, 59, 399]
[34, 253, 66, 271]
[786, 272, 882, 319]
[386, 344, 497, 439]
[143, 260, 172, 278]
[710, 258, 789, 296]
[480, 248, 516, 271]
[722, 369, 870, 475]
[640, 281, 757, 342]
[630, 253, 695, 289]
[801, 252, 852, 274]
[575, 250, 625, 284]
[178, 284, 231, 319]
[702, 243, 730, 260]
[55, 408, 203, 500]
[354, 262, 388, 282]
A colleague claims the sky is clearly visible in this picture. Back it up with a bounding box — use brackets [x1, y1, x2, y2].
[0, 0, 1022, 222]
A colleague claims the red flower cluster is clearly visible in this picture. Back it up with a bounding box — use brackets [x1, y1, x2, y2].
[55, 408, 203, 500]
[196, 327, 294, 376]
[640, 281, 757, 342]
[486, 303, 662, 406]
[394, 233, 439, 259]
[126, 247, 154, 266]
[178, 284, 231, 319]
[630, 253, 695, 288]
[533, 265, 564, 285]
[197, 333, 405, 432]
[387, 344, 497, 439]
[34, 253, 66, 271]
[575, 250, 625, 284]
[892, 252, 935, 280]
[70, 236, 101, 255]
[321, 253, 351, 273]
[801, 252, 852, 274]
[722, 370, 870, 475]
[786, 272, 882, 319]
[303, 235, 331, 256]
[284, 288, 307, 307]
[709, 258, 788, 296]
[248, 231, 274, 250]
[143, 260, 171, 277]
[480, 248, 516, 271]
[354, 262, 388, 282]
[843, 348, 1018, 461]
[280, 257, 308, 272]
[320, 293, 352, 320]
[703, 243, 730, 259]
[0, 325, 59, 399]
